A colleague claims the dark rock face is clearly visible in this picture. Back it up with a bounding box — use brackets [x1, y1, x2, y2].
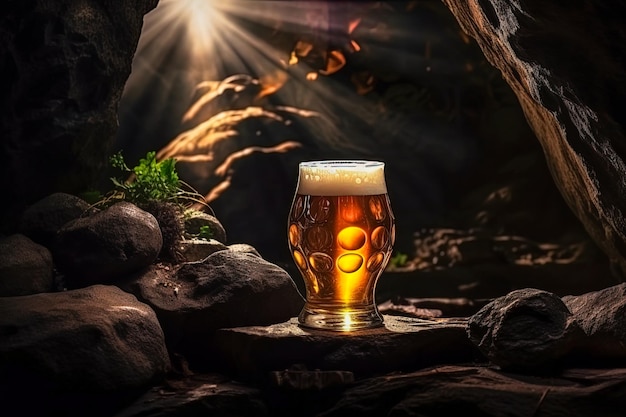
[19, 192, 95, 248]
[0, 0, 159, 234]
[468, 288, 581, 372]
[563, 283, 626, 363]
[116, 374, 269, 417]
[467, 284, 626, 372]
[441, 0, 626, 276]
[318, 365, 626, 417]
[0, 285, 169, 414]
[0, 234, 54, 296]
[55, 201, 163, 287]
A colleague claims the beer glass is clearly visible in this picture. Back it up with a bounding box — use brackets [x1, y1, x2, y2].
[288, 160, 395, 331]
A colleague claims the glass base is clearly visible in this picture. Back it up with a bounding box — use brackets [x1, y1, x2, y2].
[298, 303, 384, 332]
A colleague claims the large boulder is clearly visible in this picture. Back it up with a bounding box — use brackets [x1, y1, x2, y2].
[441, 0, 626, 276]
[121, 249, 304, 369]
[54, 202, 163, 287]
[0, 0, 159, 234]
[468, 284, 626, 372]
[467, 288, 582, 373]
[0, 285, 170, 415]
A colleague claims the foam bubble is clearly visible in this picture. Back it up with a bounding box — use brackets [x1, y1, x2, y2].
[296, 160, 388, 196]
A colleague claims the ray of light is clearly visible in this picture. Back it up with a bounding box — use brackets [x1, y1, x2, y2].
[120, 0, 481, 195]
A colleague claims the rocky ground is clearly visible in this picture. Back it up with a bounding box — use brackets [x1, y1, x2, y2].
[2, 193, 626, 417]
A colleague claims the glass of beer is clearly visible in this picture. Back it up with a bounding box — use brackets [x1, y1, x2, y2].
[288, 160, 395, 331]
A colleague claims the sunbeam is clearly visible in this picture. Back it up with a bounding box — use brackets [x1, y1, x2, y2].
[117, 1, 491, 260]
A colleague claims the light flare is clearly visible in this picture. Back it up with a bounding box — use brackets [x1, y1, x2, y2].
[342, 312, 353, 332]
[120, 1, 481, 206]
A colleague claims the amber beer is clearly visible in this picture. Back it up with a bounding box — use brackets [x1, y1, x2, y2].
[288, 161, 395, 331]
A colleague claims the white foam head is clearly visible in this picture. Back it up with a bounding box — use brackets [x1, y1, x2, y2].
[296, 160, 388, 196]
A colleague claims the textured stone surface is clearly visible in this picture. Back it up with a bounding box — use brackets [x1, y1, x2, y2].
[183, 211, 227, 243]
[563, 283, 626, 363]
[0, 234, 54, 296]
[55, 202, 163, 287]
[214, 315, 480, 379]
[115, 374, 268, 417]
[120, 250, 304, 369]
[319, 366, 626, 417]
[467, 288, 582, 373]
[467, 284, 626, 372]
[111, 365, 626, 417]
[19, 192, 95, 248]
[228, 243, 262, 258]
[179, 238, 228, 262]
[0, 285, 169, 414]
[0, 0, 159, 234]
[441, 0, 626, 276]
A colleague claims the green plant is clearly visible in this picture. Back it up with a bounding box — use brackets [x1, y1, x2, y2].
[388, 252, 409, 269]
[99, 151, 209, 209]
[197, 225, 214, 240]
[92, 151, 214, 264]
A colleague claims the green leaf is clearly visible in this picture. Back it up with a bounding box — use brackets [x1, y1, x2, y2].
[101, 150, 207, 210]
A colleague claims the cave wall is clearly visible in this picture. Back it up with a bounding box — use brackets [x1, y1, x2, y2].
[0, 0, 159, 233]
[2, 0, 625, 281]
[441, 0, 626, 276]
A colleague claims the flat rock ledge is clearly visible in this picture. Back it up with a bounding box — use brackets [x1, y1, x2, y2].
[213, 315, 481, 380]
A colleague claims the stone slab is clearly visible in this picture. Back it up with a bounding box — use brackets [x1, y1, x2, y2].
[213, 315, 482, 380]
[114, 374, 267, 417]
